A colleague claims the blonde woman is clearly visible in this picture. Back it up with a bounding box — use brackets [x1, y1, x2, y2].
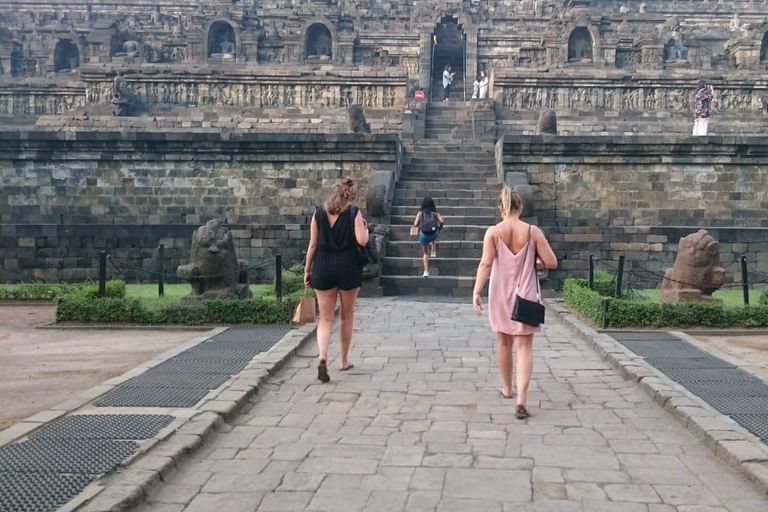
[472, 186, 557, 419]
[304, 178, 369, 383]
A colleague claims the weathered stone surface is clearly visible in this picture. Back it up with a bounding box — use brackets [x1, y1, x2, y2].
[177, 220, 252, 300]
[536, 110, 557, 135]
[661, 229, 726, 302]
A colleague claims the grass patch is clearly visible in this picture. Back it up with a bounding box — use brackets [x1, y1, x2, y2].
[125, 284, 276, 311]
[564, 275, 768, 328]
[632, 287, 765, 307]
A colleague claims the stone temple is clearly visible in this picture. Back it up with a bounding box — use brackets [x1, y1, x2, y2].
[1, 0, 767, 295]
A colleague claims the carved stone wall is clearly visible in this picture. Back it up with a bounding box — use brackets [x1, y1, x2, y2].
[0, 131, 402, 281]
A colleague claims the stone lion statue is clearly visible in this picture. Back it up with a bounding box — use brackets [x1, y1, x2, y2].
[177, 219, 252, 300]
[347, 105, 371, 133]
[661, 229, 725, 302]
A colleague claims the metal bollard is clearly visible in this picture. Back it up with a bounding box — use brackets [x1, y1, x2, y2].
[275, 255, 283, 301]
[158, 243, 165, 297]
[741, 255, 749, 306]
[98, 251, 107, 297]
[588, 255, 595, 290]
[615, 255, 625, 299]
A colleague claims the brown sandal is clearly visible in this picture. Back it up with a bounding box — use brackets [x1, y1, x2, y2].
[515, 405, 529, 420]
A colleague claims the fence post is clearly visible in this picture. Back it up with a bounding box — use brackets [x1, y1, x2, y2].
[601, 298, 610, 329]
[158, 243, 165, 297]
[98, 251, 107, 297]
[275, 255, 283, 301]
[588, 255, 595, 290]
[615, 255, 625, 299]
[741, 255, 749, 306]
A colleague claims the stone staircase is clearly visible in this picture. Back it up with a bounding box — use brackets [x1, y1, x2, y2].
[381, 102, 501, 296]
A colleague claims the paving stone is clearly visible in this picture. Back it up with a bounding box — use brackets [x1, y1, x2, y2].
[365, 490, 408, 512]
[297, 456, 378, 475]
[438, 498, 504, 512]
[276, 472, 325, 492]
[653, 485, 722, 506]
[306, 488, 370, 512]
[381, 445, 425, 466]
[257, 491, 313, 511]
[604, 484, 661, 503]
[185, 493, 264, 512]
[444, 469, 532, 502]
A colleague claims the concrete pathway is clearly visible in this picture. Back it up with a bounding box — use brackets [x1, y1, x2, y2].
[138, 298, 768, 512]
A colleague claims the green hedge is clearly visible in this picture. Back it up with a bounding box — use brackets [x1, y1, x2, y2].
[564, 277, 768, 328]
[56, 293, 291, 325]
[0, 280, 126, 301]
[761, 288, 768, 306]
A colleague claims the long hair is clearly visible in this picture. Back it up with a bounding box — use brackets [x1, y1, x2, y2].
[325, 178, 357, 215]
[697, 80, 706, 91]
[499, 185, 522, 217]
[421, 197, 436, 212]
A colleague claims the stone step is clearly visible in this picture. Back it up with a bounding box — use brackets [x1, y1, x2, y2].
[413, 141, 495, 150]
[392, 196, 497, 208]
[393, 188, 499, 200]
[386, 240, 484, 258]
[383, 257, 480, 278]
[407, 156, 494, 164]
[391, 214, 500, 225]
[381, 275, 478, 297]
[389, 224, 487, 242]
[390, 205, 497, 217]
[397, 180, 498, 191]
[400, 172, 497, 181]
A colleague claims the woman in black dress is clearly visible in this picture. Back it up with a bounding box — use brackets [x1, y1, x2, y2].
[304, 178, 369, 383]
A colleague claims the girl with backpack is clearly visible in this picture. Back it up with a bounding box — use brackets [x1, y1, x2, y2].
[413, 197, 444, 277]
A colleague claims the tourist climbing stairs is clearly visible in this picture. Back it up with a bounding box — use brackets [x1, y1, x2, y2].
[382, 102, 501, 296]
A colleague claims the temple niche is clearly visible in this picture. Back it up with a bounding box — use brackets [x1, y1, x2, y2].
[664, 38, 687, 62]
[761, 33, 768, 63]
[305, 23, 333, 61]
[53, 39, 79, 72]
[568, 28, 593, 63]
[208, 21, 236, 60]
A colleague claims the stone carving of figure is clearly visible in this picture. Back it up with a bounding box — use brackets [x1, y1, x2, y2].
[661, 230, 725, 303]
[268, 85, 278, 106]
[177, 220, 252, 300]
[284, 86, 295, 106]
[730, 13, 741, 32]
[221, 37, 235, 58]
[123, 40, 140, 57]
[111, 75, 132, 116]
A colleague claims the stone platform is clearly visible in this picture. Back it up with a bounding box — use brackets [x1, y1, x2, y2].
[136, 298, 768, 512]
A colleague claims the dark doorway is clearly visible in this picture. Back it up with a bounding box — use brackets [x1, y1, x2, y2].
[568, 28, 593, 63]
[54, 39, 79, 72]
[431, 17, 465, 101]
[761, 33, 768, 63]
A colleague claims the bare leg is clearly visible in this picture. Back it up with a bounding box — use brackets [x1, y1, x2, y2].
[422, 245, 430, 273]
[514, 334, 534, 406]
[497, 333, 514, 397]
[315, 288, 338, 364]
[337, 287, 360, 369]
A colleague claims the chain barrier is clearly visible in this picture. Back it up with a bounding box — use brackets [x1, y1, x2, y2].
[591, 256, 768, 290]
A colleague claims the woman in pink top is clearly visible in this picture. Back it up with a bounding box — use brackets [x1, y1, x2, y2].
[472, 186, 557, 419]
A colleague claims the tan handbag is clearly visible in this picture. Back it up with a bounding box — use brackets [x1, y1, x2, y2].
[292, 288, 316, 325]
[409, 226, 419, 236]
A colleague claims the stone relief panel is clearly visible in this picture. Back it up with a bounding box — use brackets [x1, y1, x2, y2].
[501, 86, 764, 113]
[82, 81, 403, 109]
[0, 93, 85, 115]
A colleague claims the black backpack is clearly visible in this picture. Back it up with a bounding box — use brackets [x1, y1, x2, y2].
[420, 210, 439, 234]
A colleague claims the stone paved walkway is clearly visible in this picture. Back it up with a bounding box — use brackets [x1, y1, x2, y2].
[138, 298, 768, 512]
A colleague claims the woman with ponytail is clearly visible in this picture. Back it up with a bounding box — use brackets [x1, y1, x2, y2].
[471, 186, 557, 419]
[304, 178, 369, 383]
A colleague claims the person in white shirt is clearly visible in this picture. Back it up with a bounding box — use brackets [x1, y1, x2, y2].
[478, 70, 489, 99]
[472, 75, 480, 99]
[442, 65, 455, 102]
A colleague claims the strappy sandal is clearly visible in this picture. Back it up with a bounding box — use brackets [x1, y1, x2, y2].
[515, 405, 529, 420]
[340, 363, 354, 372]
[317, 360, 330, 383]
[499, 388, 514, 399]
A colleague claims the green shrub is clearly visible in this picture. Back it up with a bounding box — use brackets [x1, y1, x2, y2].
[56, 292, 291, 325]
[0, 280, 126, 301]
[760, 288, 768, 306]
[563, 277, 768, 328]
[278, 265, 306, 296]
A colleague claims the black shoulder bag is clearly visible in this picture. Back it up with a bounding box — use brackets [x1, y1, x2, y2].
[349, 206, 373, 267]
[511, 226, 546, 327]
